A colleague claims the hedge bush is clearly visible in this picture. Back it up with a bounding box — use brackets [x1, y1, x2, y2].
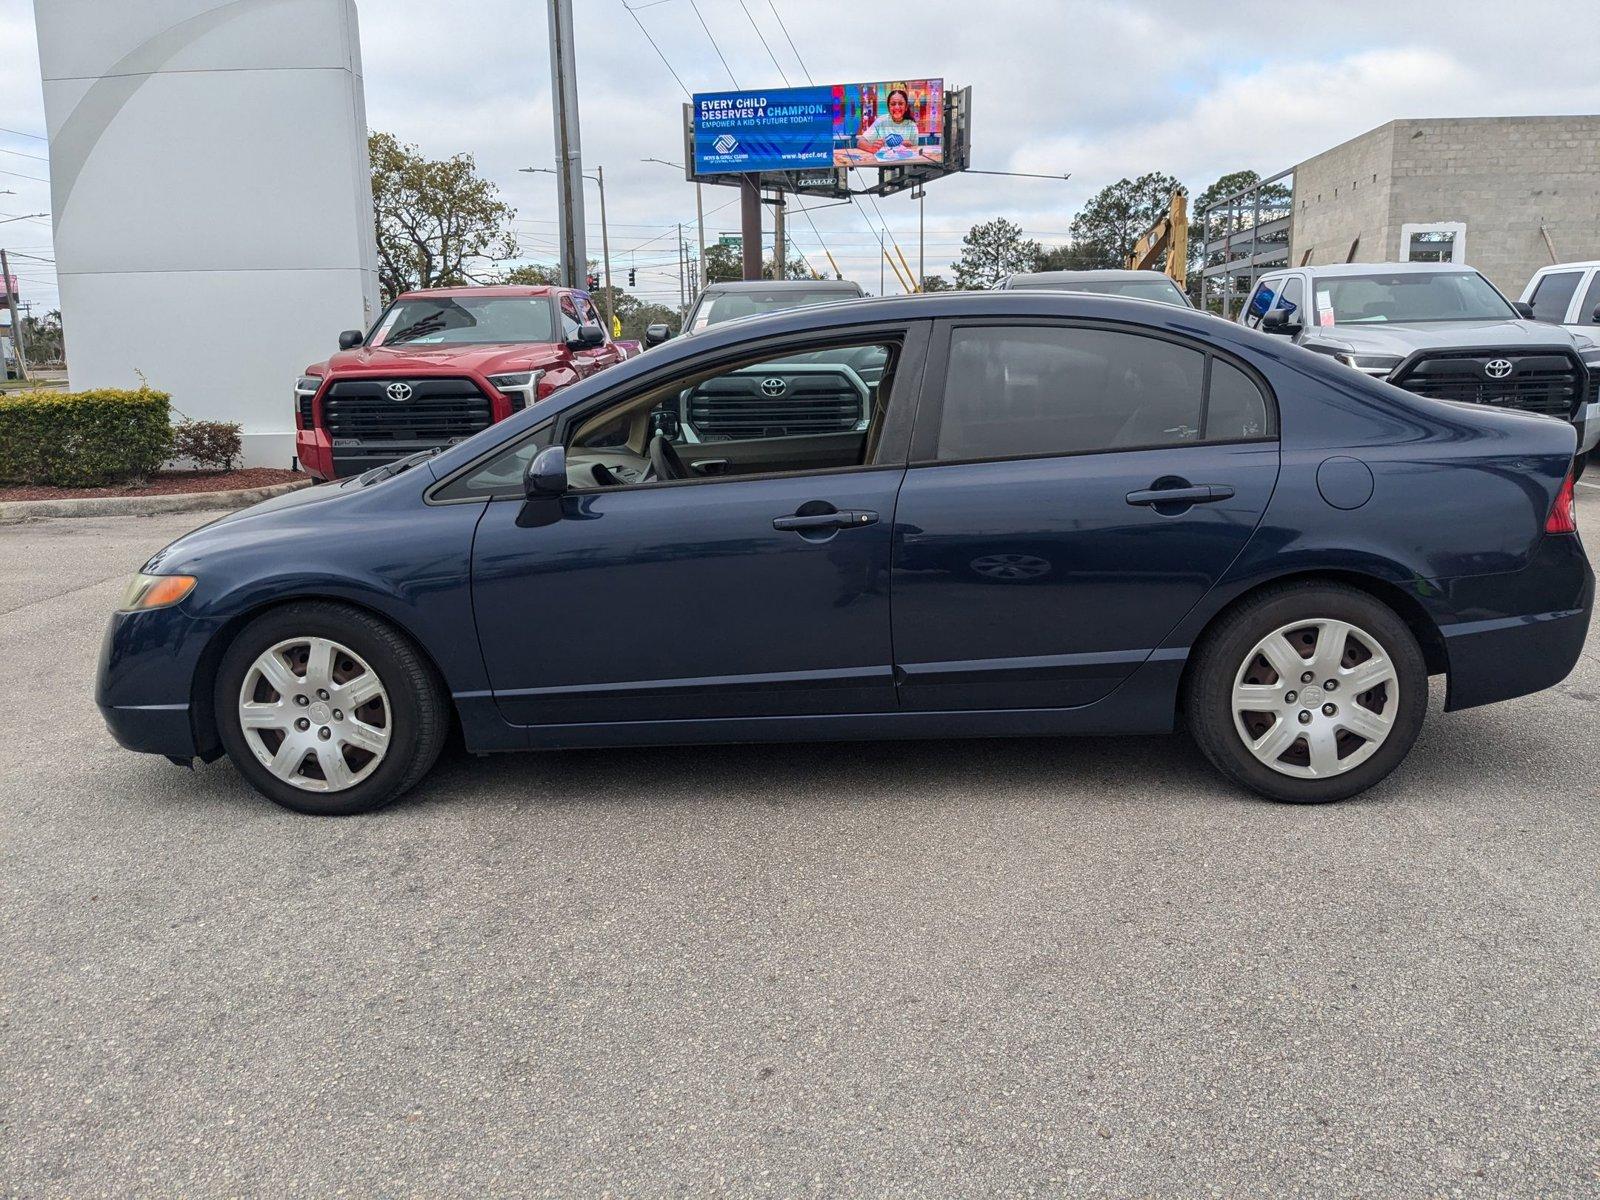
[0, 387, 173, 487]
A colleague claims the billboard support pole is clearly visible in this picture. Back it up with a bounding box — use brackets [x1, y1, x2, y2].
[695, 184, 707, 299]
[773, 194, 785, 280]
[740, 174, 762, 281]
[546, 0, 588, 289]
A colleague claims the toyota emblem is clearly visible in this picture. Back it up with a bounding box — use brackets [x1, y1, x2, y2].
[386, 381, 414, 401]
[1484, 359, 1514, 380]
[760, 377, 787, 397]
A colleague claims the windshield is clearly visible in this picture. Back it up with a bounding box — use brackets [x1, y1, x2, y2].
[1027, 278, 1188, 306]
[1318, 272, 1515, 324]
[689, 288, 856, 332]
[369, 295, 558, 346]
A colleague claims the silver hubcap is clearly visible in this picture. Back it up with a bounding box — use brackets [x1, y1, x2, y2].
[1231, 618, 1399, 779]
[238, 637, 390, 793]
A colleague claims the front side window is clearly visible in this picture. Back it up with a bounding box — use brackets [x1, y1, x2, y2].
[369, 295, 557, 347]
[1528, 271, 1582, 323]
[435, 336, 903, 501]
[558, 296, 581, 337]
[1276, 277, 1304, 322]
[1243, 278, 1280, 329]
[580, 296, 604, 330]
[1316, 271, 1515, 324]
[928, 324, 1271, 463]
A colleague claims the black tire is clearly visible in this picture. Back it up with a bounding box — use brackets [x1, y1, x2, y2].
[1184, 582, 1428, 804]
[214, 601, 449, 815]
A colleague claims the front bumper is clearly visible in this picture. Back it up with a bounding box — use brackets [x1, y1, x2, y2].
[96, 605, 223, 760]
[1577, 400, 1599, 455]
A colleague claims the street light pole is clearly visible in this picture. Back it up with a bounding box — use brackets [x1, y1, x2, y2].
[546, 0, 587, 288]
[1, 247, 28, 381]
[520, 165, 611, 332]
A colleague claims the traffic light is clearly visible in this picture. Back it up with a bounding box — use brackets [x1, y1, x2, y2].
[586, 272, 600, 291]
[628, 268, 636, 287]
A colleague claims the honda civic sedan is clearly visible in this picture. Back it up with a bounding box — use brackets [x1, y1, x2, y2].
[98, 293, 1592, 815]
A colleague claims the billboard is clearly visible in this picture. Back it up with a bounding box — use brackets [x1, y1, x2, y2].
[693, 79, 944, 175]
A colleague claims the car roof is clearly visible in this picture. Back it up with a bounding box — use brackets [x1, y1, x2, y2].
[1005, 269, 1177, 286]
[698, 280, 864, 294]
[1283, 262, 1485, 278]
[395, 285, 559, 299]
[1531, 261, 1600, 271]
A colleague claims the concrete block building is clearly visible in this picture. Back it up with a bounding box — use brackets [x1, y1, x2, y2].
[1201, 115, 1600, 315]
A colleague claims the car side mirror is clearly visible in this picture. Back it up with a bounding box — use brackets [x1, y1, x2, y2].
[1513, 300, 1535, 320]
[1261, 310, 1301, 334]
[338, 329, 364, 350]
[644, 323, 674, 347]
[650, 410, 681, 440]
[524, 445, 568, 498]
[1591, 303, 1600, 323]
[568, 323, 606, 349]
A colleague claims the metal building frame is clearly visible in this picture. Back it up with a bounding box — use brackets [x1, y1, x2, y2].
[1197, 166, 1294, 318]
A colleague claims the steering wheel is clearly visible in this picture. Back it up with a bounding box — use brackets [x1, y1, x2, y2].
[648, 433, 688, 482]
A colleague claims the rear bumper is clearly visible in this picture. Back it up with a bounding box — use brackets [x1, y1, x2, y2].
[1436, 535, 1594, 711]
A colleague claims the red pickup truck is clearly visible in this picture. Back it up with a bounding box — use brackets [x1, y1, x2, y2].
[294, 284, 624, 480]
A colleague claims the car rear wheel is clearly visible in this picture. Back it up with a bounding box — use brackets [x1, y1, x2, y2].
[1185, 583, 1427, 803]
[215, 602, 448, 815]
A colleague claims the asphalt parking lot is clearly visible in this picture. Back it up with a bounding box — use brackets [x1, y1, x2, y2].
[3, 496, 1597, 1197]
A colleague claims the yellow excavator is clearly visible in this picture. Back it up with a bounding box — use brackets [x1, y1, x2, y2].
[1126, 187, 1189, 290]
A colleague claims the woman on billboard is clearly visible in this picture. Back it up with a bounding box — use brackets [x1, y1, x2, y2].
[856, 88, 921, 158]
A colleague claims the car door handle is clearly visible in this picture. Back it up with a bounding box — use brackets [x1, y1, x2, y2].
[1125, 485, 1235, 506]
[772, 509, 879, 531]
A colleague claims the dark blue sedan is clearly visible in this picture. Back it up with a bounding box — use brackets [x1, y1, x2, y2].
[98, 293, 1592, 815]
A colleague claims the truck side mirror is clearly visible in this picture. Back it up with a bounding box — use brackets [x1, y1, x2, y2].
[568, 323, 605, 349]
[644, 323, 674, 348]
[1513, 301, 1535, 320]
[338, 329, 364, 349]
[1261, 310, 1301, 335]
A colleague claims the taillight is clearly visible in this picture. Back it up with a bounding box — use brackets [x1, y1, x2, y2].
[1545, 470, 1577, 534]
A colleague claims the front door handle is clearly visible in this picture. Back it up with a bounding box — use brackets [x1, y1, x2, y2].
[772, 509, 879, 531]
[1126, 484, 1235, 507]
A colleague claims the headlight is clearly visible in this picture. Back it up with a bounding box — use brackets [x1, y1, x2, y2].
[488, 370, 545, 411]
[1333, 352, 1403, 378]
[293, 375, 322, 396]
[120, 573, 197, 611]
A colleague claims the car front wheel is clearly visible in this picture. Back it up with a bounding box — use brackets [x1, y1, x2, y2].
[1185, 583, 1428, 803]
[214, 602, 448, 815]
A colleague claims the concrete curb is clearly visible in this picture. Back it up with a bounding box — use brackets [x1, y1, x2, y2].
[0, 478, 314, 521]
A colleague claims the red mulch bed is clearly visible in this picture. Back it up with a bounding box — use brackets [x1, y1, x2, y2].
[0, 468, 307, 503]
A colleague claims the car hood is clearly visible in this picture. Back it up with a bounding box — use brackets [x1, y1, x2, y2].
[1306, 318, 1587, 357]
[309, 341, 568, 376]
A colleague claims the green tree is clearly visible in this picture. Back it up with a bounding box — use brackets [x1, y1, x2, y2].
[498, 263, 560, 286]
[700, 241, 811, 283]
[952, 218, 1042, 289]
[19, 308, 65, 365]
[369, 131, 518, 302]
[1068, 172, 1183, 269]
[1033, 242, 1118, 272]
[918, 273, 954, 292]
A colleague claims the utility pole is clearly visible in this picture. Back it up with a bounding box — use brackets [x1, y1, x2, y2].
[595, 164, 613, 333]
[695, 183, 706, 299]
[772, 194, 785, 280]
[677, 223, 685, 310]
[878, 230, 885, 297]
[546, 0, 587, 288]
[0, 248, 27, 381]
[914, 185, 925, 291]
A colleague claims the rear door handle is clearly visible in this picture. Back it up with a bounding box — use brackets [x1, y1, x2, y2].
[772, 509, 879, 531]
[1125, 485, 1235, 506]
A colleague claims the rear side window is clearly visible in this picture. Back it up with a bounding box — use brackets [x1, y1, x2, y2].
[1577, 273, 1600, 326]
[1528, 271, 1582, 323]
[928, 325, 1272, 463]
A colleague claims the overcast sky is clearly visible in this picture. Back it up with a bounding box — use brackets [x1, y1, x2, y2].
[3, 0, 1599, 313]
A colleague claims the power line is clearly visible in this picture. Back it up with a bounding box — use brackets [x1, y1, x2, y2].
[737, 0, 789, 86]
[0, 167, 49, 183]
[619, 1, 691, 98]
[687, 0, 739, 88]
[766, 2, 812, 83]
[0, 145, 49, 164]
[0, 126, 48, 142]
